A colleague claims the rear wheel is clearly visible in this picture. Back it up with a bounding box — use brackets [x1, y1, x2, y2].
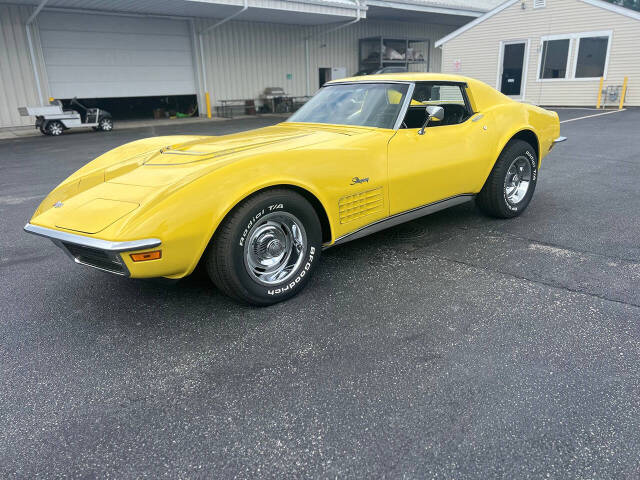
[206, 189, 322, 306]
[476, 139, 538, 218]
[46, 120, 64, 136]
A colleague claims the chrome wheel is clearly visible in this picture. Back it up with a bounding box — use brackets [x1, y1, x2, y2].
[100, 119, 113, 131]
[504, 156, 532, 205]
[49, 122, 63, 136]
[243, 212, 307, 286]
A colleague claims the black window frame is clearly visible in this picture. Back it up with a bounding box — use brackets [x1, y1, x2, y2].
[574, 34, 610, 79]
[400, 81, 474, 129]
[538, 38, 571, 80]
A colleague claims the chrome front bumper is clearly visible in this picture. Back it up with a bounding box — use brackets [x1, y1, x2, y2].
[549, 136, 567, 152]
[24, 223, 161, 276]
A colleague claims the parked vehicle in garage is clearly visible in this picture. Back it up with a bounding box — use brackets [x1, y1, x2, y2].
[24, 73, 565, 305]
[19, 98, 113, 136]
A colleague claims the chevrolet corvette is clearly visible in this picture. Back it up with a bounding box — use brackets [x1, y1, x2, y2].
[24, 73, 565, 305]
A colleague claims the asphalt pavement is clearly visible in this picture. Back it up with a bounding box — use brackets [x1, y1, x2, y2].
[1, 109, 639, 478]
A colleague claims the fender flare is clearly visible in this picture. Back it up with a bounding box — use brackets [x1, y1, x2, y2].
[480, 126, 540, 186]
[187, 181, 334, 276]
[221, 182, 331, 237]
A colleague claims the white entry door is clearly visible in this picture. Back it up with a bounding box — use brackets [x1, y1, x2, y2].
[497, 40, 530, 100]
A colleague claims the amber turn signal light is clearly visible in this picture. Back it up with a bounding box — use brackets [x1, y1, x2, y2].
[130, 250, 162, 262]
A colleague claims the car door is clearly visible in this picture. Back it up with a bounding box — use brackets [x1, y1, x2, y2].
[289, 82, 411, 241]
[387, 82, 495, 215]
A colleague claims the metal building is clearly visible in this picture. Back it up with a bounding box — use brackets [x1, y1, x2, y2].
[0, 0, 502, 129]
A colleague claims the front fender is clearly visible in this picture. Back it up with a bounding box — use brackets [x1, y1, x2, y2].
[110, 152, 335, 279]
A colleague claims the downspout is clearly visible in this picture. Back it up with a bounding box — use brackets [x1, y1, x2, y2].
[305, 0, 361, 96]
[200, 0, 249, 35]
[189, 19, 204, 117]
[198, 0, 248, 116]
[305, 39, 310, 96]
[198, 34, 208, 114]
[26, 0, 50, 105]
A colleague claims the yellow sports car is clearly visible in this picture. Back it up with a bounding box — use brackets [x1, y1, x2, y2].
[25, 73, 565, 305]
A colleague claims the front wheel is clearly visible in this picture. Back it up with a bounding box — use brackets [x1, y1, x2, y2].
[476, 139, 538, 218]
[46, 120, 64, 136]
[206, 189, 322, 306]
[97, 117, 113, 131]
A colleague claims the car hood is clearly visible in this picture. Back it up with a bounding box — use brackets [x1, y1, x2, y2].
[143, 126, 317, 165]
[107, 123, 370, 185]
[31, 123, 373, 234]
[148, 122, 374, 163]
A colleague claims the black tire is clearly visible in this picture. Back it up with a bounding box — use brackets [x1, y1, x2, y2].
[46, 120, 64, 136]
[206, 189, 322, 306]
[476, 139, 538, 218]
[97, 117, 113, 132]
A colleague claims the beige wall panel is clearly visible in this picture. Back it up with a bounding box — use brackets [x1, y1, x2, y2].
[441, 0, 639, 106]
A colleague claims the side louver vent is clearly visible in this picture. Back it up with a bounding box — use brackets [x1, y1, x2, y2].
[339, 187, 384, 224]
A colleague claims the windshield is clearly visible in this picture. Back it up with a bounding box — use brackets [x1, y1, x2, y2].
[287, 83, 409, 129]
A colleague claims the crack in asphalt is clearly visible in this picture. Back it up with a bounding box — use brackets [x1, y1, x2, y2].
[386, 221, 640, 308]
[429, 253, 640, 310]
[0, 255, 51, 268]
[494, 230, 640, 264]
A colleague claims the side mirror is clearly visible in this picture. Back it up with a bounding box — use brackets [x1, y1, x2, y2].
[418, 106, 445, 135]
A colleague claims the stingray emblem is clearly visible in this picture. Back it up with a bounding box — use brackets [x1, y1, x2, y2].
[350, 176, 369, 185]
[53, 201, 63, 208]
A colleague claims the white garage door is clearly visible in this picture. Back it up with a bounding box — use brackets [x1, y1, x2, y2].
[38, 12, 197, 99]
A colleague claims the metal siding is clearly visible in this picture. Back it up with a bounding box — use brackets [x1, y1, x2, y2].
[1, 3, 459, 128]
[197, 18, 457, 105]
[440, 0, 640, 106]
[38, 12, 197, 98]
[0, 4, 48, 128]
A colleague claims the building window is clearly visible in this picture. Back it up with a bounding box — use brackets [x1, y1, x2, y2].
[533, 0, 545, 8]
[539, 38, 570, 79]
[574, 36, 609, 78]
[537, 31, 612, 82]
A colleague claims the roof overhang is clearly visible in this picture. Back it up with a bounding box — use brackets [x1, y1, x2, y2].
[7, 0, 365, 24]
[366, 0, 483, 26]
[580, 0, 640, 21]
[367, 0, 485, 17]
[7, 0, 503, 26]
